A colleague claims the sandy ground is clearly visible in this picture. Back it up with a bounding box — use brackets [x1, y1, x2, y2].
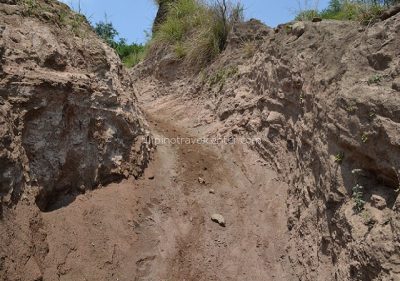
[38, 91, 294, 281]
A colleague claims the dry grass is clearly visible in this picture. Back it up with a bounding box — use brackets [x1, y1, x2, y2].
[150, 0, 243, 69]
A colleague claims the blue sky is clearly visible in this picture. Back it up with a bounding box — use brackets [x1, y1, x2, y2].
[60, 0, 330, 44]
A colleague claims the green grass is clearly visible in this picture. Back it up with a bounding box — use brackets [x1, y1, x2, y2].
[122, 46, 147, 67]
[334, 152, 344, 164]
[19, 0, 40, 16]
[71, 13, 87, 37]
[295, 0, 397, 24]
[368, 74, 382, 85]
[150, 0, 243, 69]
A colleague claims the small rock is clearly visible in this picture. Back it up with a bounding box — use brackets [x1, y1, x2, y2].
[370, 195, 387, 210]
[198, 177, 206, 184]
[266, 111, 284, 125]
[211, 214, 226, 227]
[24, 257, 42, 281]
[392, 80, 400, 91]
[209, 189, 215, 194]
[312, 17, 322, 22]
[394, 196, 400, 211]
[291, 22, 305, 37]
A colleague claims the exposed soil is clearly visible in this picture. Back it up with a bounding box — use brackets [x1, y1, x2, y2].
[2, 1, 400, 280]
[133, 12, 400, 280]
[25, 92, 293, 281]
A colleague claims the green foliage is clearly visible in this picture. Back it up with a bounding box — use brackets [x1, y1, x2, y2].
[151, 0, 244, 69]
[361, 133, 369, 143]
[352, 184, 365, 213]
[368, 111, 376, 121]
[94, 20, 145, 67]
[119, 42, 147, 67]
[209, 66, 237, 85]
[206, 66, 238, 92]
[295, 9, 320, 21]
[58, 9, 69, 25]
[71, 13, 86, 37]
[335, 152, 345, 164]
[53, 5, 88, 38]
[295, 0, 399, 24]
[368, 74, 382, 84]
[20, 0, 39, 16]
[94, 21, 119, 46]
[345, 101, 357, 113]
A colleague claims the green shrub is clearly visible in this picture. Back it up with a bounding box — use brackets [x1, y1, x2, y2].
[352, 184, 365, 213]
[368, 74, 382, 84]
[151, 0, 243, 69]
[94, 20, 146, 67]
[122, 45, 147, 67]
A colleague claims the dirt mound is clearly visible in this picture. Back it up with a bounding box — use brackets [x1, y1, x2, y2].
[0, 1, 152, 279]
[135, 13, 400, 281]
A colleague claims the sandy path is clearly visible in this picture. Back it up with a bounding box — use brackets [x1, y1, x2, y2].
[40, 91, 294, 281]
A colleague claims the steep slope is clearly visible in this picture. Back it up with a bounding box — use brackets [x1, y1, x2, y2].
[0, 0, 151, 279]
[0, 0, 151, 208]
[134, 12, 400, 281]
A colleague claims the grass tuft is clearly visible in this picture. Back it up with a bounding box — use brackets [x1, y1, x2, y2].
[150, 0, 243, 70]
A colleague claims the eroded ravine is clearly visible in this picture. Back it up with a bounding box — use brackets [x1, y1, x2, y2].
[38, 91, 293, 280]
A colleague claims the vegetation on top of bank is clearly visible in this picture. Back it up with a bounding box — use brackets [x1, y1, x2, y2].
[94, 20, 147, 67]
[296, 0, 400, 24]
[150, 0, 244, 69]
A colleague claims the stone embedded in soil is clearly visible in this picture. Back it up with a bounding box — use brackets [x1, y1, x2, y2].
[209, 189, 215, 194]
[266, 111, 284, 125]
[211, 214, 226, 227]
[392, 80, 400, 91]
[370, 195, 387, 210]
[24, 258, 42, 281]
[198, 177, 206, 184]
[291, 22, 305, 37]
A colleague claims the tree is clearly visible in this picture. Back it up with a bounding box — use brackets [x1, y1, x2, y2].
[328, 0, 342, 13]
[94, 20, 119, 47]
[93, 19, 145, 67]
